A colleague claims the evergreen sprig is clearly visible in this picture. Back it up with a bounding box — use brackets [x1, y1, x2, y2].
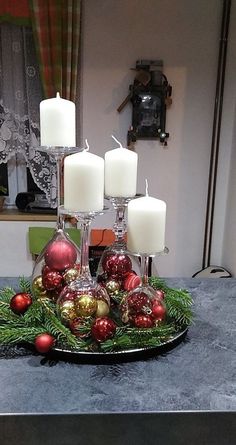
[149, 276, 193, 327]
[0, 277, 193, 354]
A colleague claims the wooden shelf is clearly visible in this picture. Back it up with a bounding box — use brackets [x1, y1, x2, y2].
[0, 209, 57, 222]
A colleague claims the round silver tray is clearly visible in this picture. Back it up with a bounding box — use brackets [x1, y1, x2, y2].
[50, 327, 188, 364]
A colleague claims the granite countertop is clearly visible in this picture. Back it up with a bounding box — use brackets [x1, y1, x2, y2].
[0, 277, 235, 414]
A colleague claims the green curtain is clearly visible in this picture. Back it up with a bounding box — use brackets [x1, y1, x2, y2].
[29, 0, 81, 101]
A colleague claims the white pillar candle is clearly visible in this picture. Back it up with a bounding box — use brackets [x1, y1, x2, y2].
[127, 187, 166, 255]
[40, 92, 76, 146]
[105, 136, 138, 197]
[64, 147, 104, 212]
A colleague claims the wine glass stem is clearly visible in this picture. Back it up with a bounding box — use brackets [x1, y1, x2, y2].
[113, 205, 126, 241]
[142, 255, 150, 286]
[80, 219, 92, 279]
[56, 154, 63, 230]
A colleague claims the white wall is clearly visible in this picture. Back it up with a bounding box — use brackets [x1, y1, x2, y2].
[0, 221, 55, 277]
[81, 0, 221, 276]
[211, 0, 236, 275]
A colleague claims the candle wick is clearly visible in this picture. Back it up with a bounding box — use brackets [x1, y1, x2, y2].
[85, 139, 90, 152]
[111, 134, 124, 149]
[145, 179, 149, 196]
[56, 92, 60, 98]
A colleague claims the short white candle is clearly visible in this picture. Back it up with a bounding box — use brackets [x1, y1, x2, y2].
[127, 187, 166, 254]
[40, 92, 76, 147]
[64, 146, 104, 212]
[105, 136, 138, 197]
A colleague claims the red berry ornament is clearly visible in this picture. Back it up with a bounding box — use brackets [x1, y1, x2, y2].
[124, 272, 141, 291]
[127, 292, 151, 314]
[134, 314, 154, 328]
[69, 317, 90, 339]
[103, 253, 132, 277]
[91, 317, 116, 342]
[34, 333, 55, 353]
[152, 302, 166, 321]
[155, 289, 165, 300]
[42, 270, 63, 290]
[10, 293, 32, 315]
[44, 239, 77, 272]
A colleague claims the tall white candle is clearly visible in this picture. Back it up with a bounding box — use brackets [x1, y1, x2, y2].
[127, 185, 166, 254]
[40, 92, 76, 146]
[64, 147, 104, 212]
[105, 136, 138, 197]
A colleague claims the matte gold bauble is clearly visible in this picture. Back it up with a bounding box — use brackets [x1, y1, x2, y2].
[96, 300, 110, 317]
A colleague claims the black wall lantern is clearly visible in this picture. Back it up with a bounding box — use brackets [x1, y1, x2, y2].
[117, 60, 172, 148]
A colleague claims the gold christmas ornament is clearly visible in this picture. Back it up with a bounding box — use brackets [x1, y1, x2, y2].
[96, 300, 110, 317]
[59, 300, 76, 324]
[75, 294, 97, 317]
[32, 276, 49, 299]
[63, 268, 80, 284]
[105, 279, 120, 295]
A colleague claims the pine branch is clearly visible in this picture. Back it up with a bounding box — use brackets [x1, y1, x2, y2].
[0, 287, 15, 303]
[41, 300, 81, 349]
[23, 301, 44, 326]
[149, 277, 193, 327]
[19, 277, 31, 294]
[0, 326, 45, 345]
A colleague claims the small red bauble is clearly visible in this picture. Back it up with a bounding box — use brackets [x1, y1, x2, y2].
[44, 239, 77, 272]
[34, 333, 55, 353]
[91, 317, 116, 342]
[103, 253, 132, 277]
[152, 303, 166, 321]
[10, 293, 32, 315]
[155, 289, 165, 300]
[42, 270, 63, 291]
[123, 272, 141, 292]
[69, 317, 90, 339]
[133, 314, 154, 328]
[127, 292, 151, 314]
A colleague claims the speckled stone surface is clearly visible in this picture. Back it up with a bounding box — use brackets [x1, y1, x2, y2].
[0, 277, 235, 414]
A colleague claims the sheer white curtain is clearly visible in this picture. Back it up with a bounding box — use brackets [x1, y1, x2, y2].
[0, 23, 57, 206]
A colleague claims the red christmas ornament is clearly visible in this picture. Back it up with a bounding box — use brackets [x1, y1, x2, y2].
[154, 289, 165, 300]
[102, 253, 132, 278]
[34, 333, 55, 353]
[152, 302, 166, 321]
[10, 293, 32, 315]
[42, 270, 63, 291]
[123, 272, 142, 291]
[91, 317, 116, 342]
[133, 314, 154, 328]
[44, 239, 77, 272]
[127, 292, 151, 314]
[69, 317, 90, 339]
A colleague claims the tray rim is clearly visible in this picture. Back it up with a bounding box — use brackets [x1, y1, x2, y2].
[51, 326, 188, 362]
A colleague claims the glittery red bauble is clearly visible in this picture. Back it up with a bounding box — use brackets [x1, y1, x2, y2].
[133, 314, 154, 328]
[69, 317, 90, 339]
[102, 253, 132, 277]
[58, 286, 77, 303]
[91, 317, 116, 342]
[123, 272, 141, 291]
[152, 302, 166, 321]
[34, 333, 55, 353]
[42, 270, 63, 291]
[155, 289, 165, 300]
[10, 293, 32, 315]
[127, 292, 151, 314]
[44, 239, 77, 272]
